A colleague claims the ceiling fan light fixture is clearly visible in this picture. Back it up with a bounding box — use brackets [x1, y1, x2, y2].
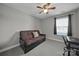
[44, 9, 48, 13]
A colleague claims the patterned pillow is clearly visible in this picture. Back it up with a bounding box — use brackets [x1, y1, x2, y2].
[33, 32, 39, 38]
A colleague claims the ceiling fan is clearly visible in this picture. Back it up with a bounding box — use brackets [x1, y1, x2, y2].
[36, 3, 56, 14]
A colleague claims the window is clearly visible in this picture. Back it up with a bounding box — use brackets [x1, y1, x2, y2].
[56, 16, 68, 35]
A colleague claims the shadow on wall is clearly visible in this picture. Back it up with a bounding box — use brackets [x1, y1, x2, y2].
[0, 31, 20, 50]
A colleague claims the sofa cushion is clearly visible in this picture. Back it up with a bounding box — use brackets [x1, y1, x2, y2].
[34, 36, 44, 40]
[26, 36, 44, 45]
[21, 32, 33, 40]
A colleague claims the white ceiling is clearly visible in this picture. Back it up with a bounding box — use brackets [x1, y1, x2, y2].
[3, 3, 79, 19]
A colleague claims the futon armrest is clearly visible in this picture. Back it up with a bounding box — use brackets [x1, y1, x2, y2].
[40, 34, 46, 37]
[20, 39, 25, 46]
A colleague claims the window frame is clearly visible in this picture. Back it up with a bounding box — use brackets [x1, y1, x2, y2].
[56, 16, 69, 36]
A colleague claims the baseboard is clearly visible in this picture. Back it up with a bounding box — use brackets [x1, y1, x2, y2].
[47, 37, 64, 43]
[0, 43, 20, 53]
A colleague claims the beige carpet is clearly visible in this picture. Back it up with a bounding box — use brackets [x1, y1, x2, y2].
[23, 39, 64, 56]
[0, 39, 65, 56]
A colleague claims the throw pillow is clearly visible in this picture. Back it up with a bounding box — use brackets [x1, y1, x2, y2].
[33, 32, 39, 38]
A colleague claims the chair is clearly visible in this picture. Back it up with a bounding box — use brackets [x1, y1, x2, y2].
[62, 36, 71, 56]
[62, 36, 79, 56]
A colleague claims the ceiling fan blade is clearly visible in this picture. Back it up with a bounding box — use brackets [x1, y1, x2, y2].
[37, 6, 42, 9]
[42, 3, 51, 8]
[46, 3, 51, 6]
[48, 7, 56, 10]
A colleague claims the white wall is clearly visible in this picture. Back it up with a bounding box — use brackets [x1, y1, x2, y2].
[40, 9, 79, 41]
[40, 17, 54, 38]
[76, 9, 79, 38]
[0, 4, 41, 50]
